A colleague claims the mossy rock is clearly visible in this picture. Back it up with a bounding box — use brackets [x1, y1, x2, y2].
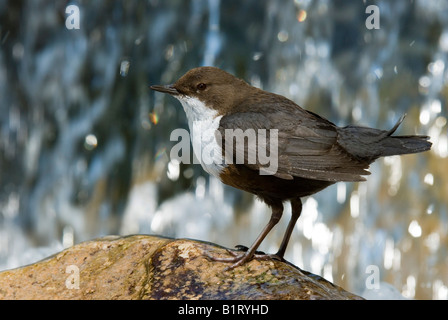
[0, 235, 363, 300]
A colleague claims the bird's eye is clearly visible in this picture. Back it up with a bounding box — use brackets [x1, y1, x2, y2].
[197, 83, 207, 91]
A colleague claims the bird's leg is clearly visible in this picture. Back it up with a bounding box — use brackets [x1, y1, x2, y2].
[275, 197, 302, 259]
[205, 202, 283, 270]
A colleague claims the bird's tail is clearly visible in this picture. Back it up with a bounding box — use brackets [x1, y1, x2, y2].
[337, 114, 432, 162]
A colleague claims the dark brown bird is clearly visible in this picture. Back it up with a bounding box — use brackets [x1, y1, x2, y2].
[151, 66, 432, 269]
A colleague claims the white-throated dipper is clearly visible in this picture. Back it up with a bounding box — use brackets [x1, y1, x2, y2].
[151, 66, 432, 269]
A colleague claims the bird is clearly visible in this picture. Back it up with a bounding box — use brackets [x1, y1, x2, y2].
[151, 66, 432, 269]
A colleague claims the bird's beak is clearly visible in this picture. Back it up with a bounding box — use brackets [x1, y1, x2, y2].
[150, 84, 180, 96]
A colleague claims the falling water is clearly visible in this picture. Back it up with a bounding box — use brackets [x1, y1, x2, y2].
[0, 0, 447, 299]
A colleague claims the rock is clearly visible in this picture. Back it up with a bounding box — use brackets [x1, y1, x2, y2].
[0, 235, 363, 300]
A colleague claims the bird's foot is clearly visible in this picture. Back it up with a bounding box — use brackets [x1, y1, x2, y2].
[234, 245, 284, 262]
[204, 246, 283, 271]
[234, 245, 266, 255]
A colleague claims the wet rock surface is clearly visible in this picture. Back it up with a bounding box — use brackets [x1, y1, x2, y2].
[0, 235, 363, 300]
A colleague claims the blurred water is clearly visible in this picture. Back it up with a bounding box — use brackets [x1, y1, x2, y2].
[0, 0, 447, 299]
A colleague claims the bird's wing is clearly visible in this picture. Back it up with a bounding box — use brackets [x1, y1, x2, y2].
[217, 106, 371, 182]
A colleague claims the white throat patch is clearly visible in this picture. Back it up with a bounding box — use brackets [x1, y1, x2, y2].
[176, 96, 226, 177]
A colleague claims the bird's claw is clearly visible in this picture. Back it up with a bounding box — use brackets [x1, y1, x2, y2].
[204, 247, 282, 271]
[234, 245, 266, 255]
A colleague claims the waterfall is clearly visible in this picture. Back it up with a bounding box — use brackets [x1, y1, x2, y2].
[0, 0, 446, 299]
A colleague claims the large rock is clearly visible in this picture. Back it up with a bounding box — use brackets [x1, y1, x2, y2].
[0, 235, 363, 300]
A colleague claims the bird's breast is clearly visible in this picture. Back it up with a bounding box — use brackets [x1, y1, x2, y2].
[177, 96, 227, 178]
